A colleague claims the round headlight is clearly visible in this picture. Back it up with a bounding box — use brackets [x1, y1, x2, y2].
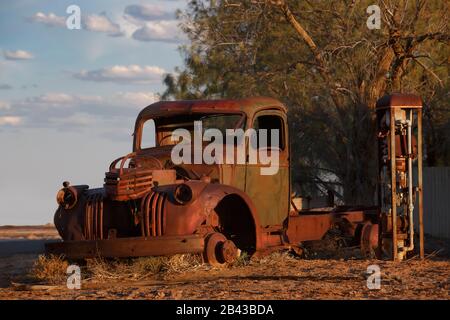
[174, 184, 192, 204]
[56, 182, 78, 209]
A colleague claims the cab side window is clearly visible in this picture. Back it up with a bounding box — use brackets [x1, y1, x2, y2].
[253, 115, 285, 149]
[141, 119, 156, 149]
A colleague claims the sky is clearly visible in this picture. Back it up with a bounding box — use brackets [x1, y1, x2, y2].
[0, 0, 187, 225]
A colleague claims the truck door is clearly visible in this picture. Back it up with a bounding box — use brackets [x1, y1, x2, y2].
[245, 110, 290, 227]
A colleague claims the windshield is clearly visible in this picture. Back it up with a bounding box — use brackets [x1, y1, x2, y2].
[140, 113, 244, 149]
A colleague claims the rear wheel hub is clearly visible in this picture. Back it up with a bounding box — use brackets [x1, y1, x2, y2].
[203, 232, 238, 265]
[220, 240, 238, 263]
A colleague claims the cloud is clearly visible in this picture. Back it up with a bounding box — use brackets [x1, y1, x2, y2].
[16, 92, 156, 111]
[0, 116, 22, 126]
[29, 11, 124, 37]
[0, 84, 13, 90]
[2, 50, 34, 60]
[28, 9, 183, 43]
[47, 112, 96, 127]
[28, 12, 66, 27]
[132, 20, 185, 43]
[83, 13, 124, 37]
[25, 93, 75, 106]
[124, 4, 175, 22]
[73, 65, 166, 84]
[2, 91, 159, 131]
[75, 95, 104, 104]
[0, 101, 11, 110]
[21, 84, 38, 90]
[114, 92, 159, 107]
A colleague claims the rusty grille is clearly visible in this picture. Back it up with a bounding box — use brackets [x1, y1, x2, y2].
[84, 191, 104, 240]
[104, 152, 155, 201]
[141, 191, 167, 237]
[104, 168, 153, 201]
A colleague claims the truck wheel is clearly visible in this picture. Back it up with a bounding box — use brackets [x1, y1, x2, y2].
[203, 232, 238, 265]
[360, 222, 379, 258]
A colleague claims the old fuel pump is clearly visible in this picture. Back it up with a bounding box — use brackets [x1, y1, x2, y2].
[376, 94, 425, 261]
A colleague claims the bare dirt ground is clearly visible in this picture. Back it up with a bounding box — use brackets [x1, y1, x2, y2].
[0, 225, 448, 300]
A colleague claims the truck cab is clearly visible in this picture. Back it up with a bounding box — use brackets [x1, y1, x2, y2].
[133, 97, 290, 228]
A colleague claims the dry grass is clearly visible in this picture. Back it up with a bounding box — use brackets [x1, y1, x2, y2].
[251, 251, 297, 266]
[30, 255, 69, 284]
[10, 244, 448, 300]
[27, 249, 346, 285]
[232, 251, 252, 267]
[27, 235, 448, 287]
[29, 252, 246, 285]
[86, 254, 203, 281]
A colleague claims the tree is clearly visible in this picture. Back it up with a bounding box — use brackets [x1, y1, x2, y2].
[162, 0, 449, 204]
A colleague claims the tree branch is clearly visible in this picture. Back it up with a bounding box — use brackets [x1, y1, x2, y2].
[268, 0, 344, 111]
[413, 57, 445, 87]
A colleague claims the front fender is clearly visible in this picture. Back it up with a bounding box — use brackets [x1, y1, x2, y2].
[54, 198, 87, 241]
[161, 181, 262, 250]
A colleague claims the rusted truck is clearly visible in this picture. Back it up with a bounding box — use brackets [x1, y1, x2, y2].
[47, 94, 424, 263]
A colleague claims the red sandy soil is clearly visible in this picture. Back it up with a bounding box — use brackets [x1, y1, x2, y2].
[0, 225, 448, 300]
[0, 254, 448, 300]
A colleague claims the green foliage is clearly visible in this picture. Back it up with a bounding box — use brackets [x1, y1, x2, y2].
[162, 0, 449, 203]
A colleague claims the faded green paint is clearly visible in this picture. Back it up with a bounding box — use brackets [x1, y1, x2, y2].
[220, 164, 246, 191]
[245, 165, 289, 226]
[244, 107, 290, 227]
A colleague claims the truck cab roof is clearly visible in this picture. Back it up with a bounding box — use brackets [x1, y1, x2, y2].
[136, 97, 287, 121]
